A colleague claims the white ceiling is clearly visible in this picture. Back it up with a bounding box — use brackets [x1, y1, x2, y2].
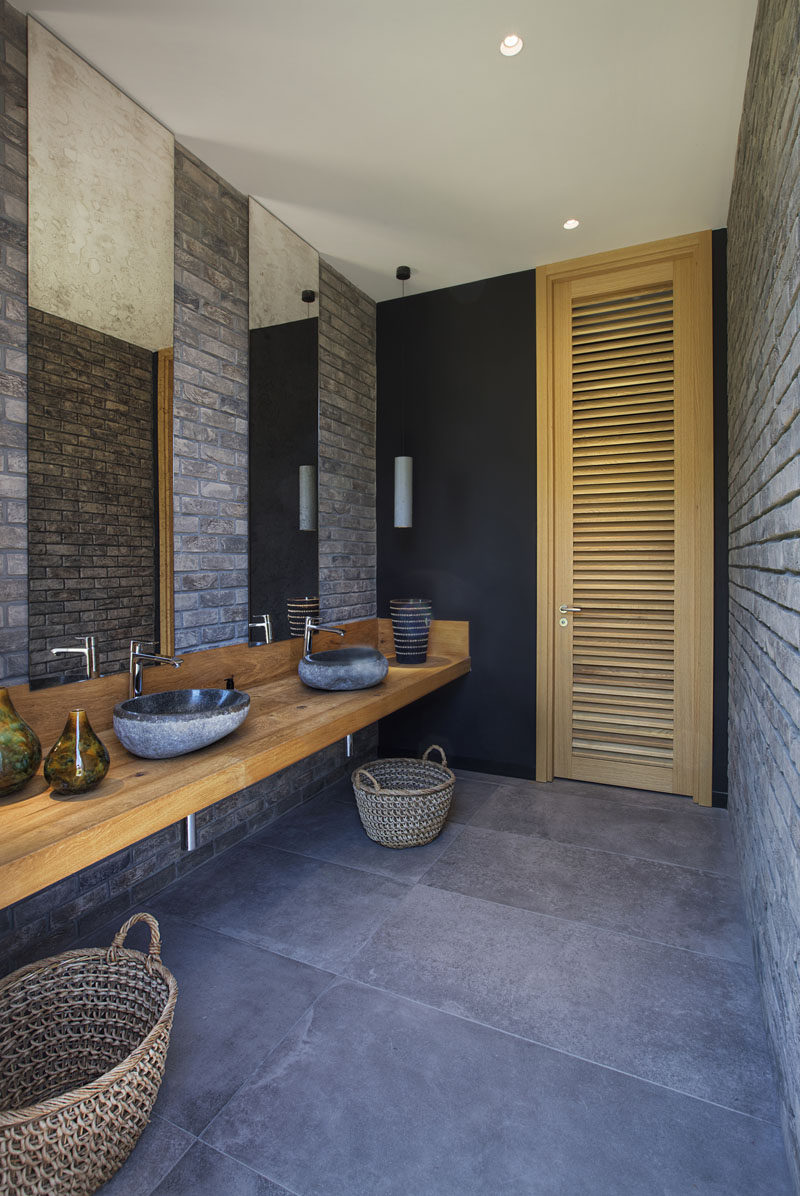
[20, 0, 757, 301]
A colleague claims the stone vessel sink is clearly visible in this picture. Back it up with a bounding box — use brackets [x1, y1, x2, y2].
[113, 688, 250, 759]
[299, 646, 388, 691]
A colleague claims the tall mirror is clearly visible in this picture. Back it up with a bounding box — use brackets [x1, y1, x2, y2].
[248, 199, 319, 643]
[26, 20, 174, 683]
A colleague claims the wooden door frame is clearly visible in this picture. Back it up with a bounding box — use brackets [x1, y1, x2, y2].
[156, 346, 175, 657]
[535, 232, 714, 804]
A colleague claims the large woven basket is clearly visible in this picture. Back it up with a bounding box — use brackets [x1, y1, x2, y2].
[352, 745, 455, 848]
[0, 913, 178, 1196]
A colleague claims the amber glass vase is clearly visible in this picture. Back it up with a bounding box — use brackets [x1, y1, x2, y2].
[44, 708, 110, 795]
[0, 687, 42, 796]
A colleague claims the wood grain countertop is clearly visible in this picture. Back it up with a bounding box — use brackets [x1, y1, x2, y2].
[0, 619, 469, 907]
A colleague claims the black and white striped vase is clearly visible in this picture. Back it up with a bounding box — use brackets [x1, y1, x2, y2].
[287, 596, 320, 639]
[389, 598, 432, 665]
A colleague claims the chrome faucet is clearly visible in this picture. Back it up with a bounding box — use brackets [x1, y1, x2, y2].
[303, 618, 346, 656]
[51, 635, 99, 680]
[249, 614, 273, 644]
[129, 640, 183, 699]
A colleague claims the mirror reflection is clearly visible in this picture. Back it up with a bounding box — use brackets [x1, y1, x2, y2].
[25, 21, 174, 684]
[248, 200, 319, 643]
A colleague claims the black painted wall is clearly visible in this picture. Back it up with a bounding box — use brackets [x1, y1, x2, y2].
[377, 271, 537, 776]
[377, 253, 729, 796]
[249, 318, 318, 641]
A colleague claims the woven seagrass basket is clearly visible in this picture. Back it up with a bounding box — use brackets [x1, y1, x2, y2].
[352, 745, 455, 848]
[0, 913, 178, 1196]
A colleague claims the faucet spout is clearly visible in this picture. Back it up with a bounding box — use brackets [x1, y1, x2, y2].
[303, 618, 346, 656]
[129, 640, 183, 698]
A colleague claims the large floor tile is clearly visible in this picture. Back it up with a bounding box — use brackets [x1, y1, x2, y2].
[100, 1115, 194, 1195]
[508, 776, 704, 814]
[447, 774, 503, 823]
[203, 980, 792, 1196]
[151, 1141, 291, 1195]
[346, 885, 778, 1120]
[150, 843, 409, 971]
[324, 774, 360, 804]
[423, 824, 752, 962]
[251, 790, 465, 882]
[82, 911, 333, 1135]
[472, 784, 739, 874]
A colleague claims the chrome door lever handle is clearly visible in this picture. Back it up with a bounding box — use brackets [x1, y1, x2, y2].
[559, 605, 582, 613]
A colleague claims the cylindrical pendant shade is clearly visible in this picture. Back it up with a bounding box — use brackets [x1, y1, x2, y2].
[394, 455, 413, 528]
[299, 464, 317, 531]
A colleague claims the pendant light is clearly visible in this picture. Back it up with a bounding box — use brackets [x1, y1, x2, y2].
[394, 265, 412, 528]
[298, 287, 318, 531]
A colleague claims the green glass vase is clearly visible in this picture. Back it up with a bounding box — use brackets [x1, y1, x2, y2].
[0, 686, 42, 796]
[44, 708, 110, 795]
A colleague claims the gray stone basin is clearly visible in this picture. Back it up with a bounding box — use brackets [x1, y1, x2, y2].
[299, 646, 388, 691]
[113, 688, 250, 759]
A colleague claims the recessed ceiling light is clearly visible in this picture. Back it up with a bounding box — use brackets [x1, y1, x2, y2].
[563, 218, 580, 230]
[500, 34, 523, 56]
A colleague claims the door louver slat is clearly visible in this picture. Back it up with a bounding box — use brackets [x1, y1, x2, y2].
[569, 287, 675, 768]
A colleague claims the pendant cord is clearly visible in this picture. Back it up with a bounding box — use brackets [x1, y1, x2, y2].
[400, 275, 407, 457]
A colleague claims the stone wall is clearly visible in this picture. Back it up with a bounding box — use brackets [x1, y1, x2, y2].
[318, 261, 377, 623]
[0, 0, 28, 685]
[727, 0, 800, 1184]
[27, 308, 157, 679]
[172, 144, 249, 652]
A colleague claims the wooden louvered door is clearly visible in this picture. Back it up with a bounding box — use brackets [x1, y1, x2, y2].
[537, 234, 713, 804]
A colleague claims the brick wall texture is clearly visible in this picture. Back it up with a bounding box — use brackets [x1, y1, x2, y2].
[27, 308, 157, 679]
[0, 0, 28, 684]
[727, 0, 800, 1184]
[173, 144, 249, 652]
[0, 88, 381, 976]
[0, 729, 376, 977]
[318, 260, 377, 623]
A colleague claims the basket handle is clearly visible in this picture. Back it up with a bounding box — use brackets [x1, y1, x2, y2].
[357, 767, 380, 792]
[422, 744, 448, 767]
[107, 912, 162, 970]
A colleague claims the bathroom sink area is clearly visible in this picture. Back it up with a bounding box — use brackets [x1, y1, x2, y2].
[299, 646, 389, 691]
[113, 688, 250, 759]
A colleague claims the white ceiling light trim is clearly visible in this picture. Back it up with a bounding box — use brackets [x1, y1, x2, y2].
[500, 33, 523, 56]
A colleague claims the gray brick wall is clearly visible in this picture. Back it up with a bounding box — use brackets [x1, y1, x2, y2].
[318, 260, 377, 623]
[0, 24, 382, 979]
[27, 308, 157, 679]
[727, 0, 800, 1184]
[0, 0, 27, 684]
[0, 729, 376, 977]
[173, 144, 249, 651]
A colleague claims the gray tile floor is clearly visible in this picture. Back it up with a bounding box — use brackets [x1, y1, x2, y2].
[91, 771, 793, 1195]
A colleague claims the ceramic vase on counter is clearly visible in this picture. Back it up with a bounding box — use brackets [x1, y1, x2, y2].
[44, 708, 110, 795]
[0, 687, 42, 796]
[390, 598, 432, 665]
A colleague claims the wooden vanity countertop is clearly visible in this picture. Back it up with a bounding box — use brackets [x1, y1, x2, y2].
[0, 619, 469, 907]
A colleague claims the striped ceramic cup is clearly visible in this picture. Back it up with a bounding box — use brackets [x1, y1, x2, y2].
[287, 597, 320, 638]
[390, 598, 432, 664]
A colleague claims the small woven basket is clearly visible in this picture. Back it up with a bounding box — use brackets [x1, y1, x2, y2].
[0, 913, 178, 1196]
[352, 745, 455, 848]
